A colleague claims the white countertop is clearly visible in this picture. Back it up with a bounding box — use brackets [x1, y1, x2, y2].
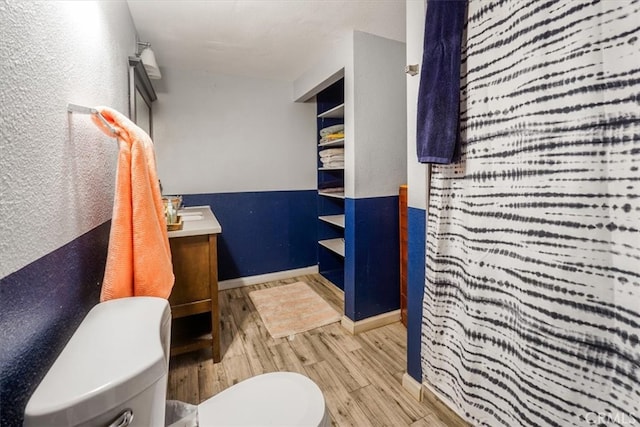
[167, 206, 222, 239]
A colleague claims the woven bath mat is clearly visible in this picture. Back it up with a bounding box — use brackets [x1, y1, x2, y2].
[248, 281, 341, 339]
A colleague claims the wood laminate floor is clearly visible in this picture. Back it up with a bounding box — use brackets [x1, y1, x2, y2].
[167, 274, 468, 427]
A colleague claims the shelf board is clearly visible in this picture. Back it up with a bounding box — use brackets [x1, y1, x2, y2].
[319, 238, 345, 257]
[318, 138, 345, 147]
[319, 166, 344, 171]
[319, 214, 345, 228]
[170, 299, 211, 319]
[318, 190, 345, 199]
[170, 334, 212, 357]
[317, 103, 344, 119]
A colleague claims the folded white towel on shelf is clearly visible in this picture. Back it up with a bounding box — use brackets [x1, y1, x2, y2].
[319, 124, 344, 137]
[320, 155, 344, 164]
[319, 148, 344, 158]
[319, 134, 344, 144]
[321, 161, 345, 169]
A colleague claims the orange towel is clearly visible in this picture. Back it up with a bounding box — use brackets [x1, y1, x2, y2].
[92, 107, 174, 301]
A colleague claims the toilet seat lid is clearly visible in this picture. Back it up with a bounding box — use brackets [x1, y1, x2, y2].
[198, 372, 328, 426]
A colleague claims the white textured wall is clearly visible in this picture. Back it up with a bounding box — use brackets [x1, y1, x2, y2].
[407, 0, 429, 209]
[292, 36, 351, 103]
[0, 1, 136, 278]
[293, 31, 407, 199]
[153, 67, 317, 194]
[352, 31, 407, 199]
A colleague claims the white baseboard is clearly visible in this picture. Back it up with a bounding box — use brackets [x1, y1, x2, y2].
[421, 380, 475, 426]
[218, 266, 319, 290]
[340, 309, 401, 335]
[402, 373, 423, 401]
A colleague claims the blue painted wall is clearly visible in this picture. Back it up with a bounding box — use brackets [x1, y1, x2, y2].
[406, 207, 426, 381]
[183, 190, 317, 280]
[0, 222, 110, 427]
[344, 196, 401, 321]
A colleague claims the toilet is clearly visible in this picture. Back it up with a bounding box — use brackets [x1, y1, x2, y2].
[23, 297, 330, 427]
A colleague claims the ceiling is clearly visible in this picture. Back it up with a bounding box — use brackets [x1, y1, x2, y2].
[126, 0, 406, 82]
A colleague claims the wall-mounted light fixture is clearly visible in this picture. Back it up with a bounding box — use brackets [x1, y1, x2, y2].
[136, 41, 161, 79]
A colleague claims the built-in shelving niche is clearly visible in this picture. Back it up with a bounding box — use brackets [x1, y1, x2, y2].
[316, 78, 345, 290]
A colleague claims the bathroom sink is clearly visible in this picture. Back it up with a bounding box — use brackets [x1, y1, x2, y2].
[179, 211, 203, 221]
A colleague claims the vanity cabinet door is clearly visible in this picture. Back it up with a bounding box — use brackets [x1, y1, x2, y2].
[169, 235, 211, 306]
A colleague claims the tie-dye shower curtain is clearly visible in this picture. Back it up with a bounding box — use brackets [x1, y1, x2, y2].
[421, 1, 640, 426]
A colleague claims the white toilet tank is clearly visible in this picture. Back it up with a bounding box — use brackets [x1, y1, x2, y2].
[24, 297, 171, 427]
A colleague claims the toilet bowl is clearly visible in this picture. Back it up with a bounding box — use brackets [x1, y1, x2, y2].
[23, 297, 330, 427]
[198, 372, 330, 426]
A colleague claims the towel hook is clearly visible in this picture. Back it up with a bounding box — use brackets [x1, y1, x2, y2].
[405, 64, 419, 76]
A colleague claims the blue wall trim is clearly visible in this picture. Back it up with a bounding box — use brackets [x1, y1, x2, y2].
[0, 221, 110, 427]
[344, 196, 400, 321]
[183, 190, 317, 281]
[407, 207, 426, 381]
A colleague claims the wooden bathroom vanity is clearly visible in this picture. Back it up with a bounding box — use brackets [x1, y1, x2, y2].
[167, 206, 222, 362]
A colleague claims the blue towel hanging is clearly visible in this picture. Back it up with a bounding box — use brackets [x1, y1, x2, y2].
[417, 0, 467, 164]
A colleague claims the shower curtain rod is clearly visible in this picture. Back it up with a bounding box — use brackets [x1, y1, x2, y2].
[67, 103, 116, 136]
